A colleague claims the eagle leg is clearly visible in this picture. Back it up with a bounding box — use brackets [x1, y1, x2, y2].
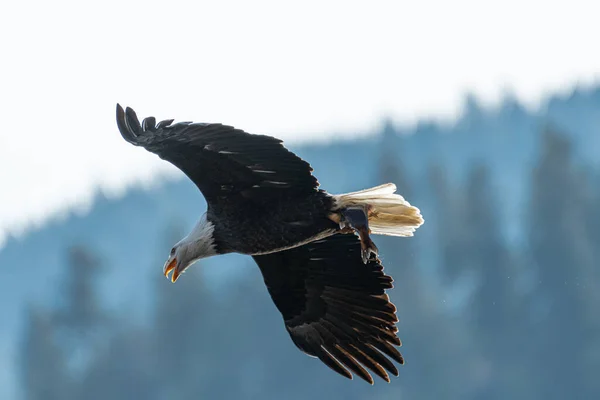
[337, 207, 379, 264]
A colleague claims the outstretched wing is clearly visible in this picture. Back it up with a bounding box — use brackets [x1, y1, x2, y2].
[116, 104, 319, 206]
[253, 234, 404, 384]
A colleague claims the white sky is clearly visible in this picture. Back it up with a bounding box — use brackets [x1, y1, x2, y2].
[1, 0, 599, 247]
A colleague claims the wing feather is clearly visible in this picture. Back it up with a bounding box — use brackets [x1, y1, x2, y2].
[116, 104, 319, 206]
[253, 234, 404, 384]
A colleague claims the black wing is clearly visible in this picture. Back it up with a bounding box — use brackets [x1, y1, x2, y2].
[116, 104, 319, 206]
[253, 234, 404, 384]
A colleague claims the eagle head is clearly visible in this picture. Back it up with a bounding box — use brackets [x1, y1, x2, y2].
[163, 213, 218, 282]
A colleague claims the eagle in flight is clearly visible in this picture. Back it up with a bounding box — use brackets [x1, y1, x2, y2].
[116, 105, 424, 384]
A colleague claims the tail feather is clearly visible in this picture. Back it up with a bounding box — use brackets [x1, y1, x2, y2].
[333, 183, 424, 237]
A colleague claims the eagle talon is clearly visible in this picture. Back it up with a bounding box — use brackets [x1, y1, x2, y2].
[361, 249, 369, 264]
[339, 207, 379, 264]
[360, 236, 379, 264]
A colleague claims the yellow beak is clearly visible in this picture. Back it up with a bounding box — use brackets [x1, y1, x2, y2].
[163, 258, 180, 283]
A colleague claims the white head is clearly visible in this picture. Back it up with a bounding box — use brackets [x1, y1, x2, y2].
[163, 212, 218, 282]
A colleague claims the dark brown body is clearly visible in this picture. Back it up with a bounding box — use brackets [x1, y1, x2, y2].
[208, 189, 339, 255]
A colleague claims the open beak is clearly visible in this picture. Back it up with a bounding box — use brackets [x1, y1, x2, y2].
[163, 257, 180, 283]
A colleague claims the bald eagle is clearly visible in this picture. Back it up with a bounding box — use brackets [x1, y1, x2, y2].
[116, 105, 424, 384]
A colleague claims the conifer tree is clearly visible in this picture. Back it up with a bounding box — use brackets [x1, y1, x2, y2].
[528, 129, 597, 399]
[464, 163, 523, 399]
[20, 307, 70, 400]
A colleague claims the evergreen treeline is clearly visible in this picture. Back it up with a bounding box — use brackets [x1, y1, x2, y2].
[17, 110, 600, 399]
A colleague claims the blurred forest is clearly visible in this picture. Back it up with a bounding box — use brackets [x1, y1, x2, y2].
[2, 87, 600, 399]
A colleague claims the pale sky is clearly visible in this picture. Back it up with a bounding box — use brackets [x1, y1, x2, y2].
[1, 0, 599, 247]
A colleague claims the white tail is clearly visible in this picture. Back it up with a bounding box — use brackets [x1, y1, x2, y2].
[333, 183, 424, 237]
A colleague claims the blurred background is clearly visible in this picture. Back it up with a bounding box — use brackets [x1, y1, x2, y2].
[1, 1, 600, 399]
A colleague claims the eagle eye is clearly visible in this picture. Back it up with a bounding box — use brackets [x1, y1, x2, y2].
[170, 247, 176, 256]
